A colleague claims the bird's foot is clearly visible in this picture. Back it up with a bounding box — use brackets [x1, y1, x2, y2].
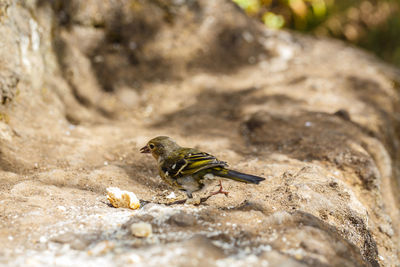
[210, 180, 229, 197]
[191, 181, 229, 205]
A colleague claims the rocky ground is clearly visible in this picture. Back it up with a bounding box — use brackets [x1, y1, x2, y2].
[0, 0, 399, 266]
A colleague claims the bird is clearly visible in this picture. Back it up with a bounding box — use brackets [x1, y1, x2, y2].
[140, 136, 265, 199]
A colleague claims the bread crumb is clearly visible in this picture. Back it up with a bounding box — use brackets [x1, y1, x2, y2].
[106, 187, 140, 210]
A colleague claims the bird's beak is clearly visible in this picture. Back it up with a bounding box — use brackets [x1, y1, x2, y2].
[140, 145, 150, 153]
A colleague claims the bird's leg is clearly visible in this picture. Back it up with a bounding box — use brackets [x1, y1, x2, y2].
[210, 180, 229, 197]
[194, 181, 229, 205]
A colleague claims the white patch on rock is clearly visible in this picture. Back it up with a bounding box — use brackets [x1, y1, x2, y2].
[166, 192, 176, 199]
[29, 19, 40, 51]
[0, 123, 13, 141]
[20, 36, 31, 69]
[88, 240, 115, 256]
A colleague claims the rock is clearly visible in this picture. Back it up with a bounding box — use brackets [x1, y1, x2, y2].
[0, 0, 398, 266]
[130, 222, 153, 238]
[260, 251, 307, 267]
[51, 232, 92, 250]
[87, 240, 115, 256]
[167, 211, 197, 227]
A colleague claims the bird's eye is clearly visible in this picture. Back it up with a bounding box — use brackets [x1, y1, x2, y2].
[149, 143, 155, 149]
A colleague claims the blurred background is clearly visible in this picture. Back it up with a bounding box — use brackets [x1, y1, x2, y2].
[233, 0, 400, 67]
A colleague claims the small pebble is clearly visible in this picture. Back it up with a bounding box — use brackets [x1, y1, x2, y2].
[57, 206, 66, 212]
[166, 192, 176, 199]
[130, 222, 152, 238]
[88, 240, 115, 256]
[127, 253, 141, 263]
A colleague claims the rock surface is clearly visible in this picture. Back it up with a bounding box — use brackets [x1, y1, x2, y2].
[0, 0, 399, 266]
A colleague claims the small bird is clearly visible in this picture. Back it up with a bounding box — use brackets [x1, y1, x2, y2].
[140, 136, 265, 199]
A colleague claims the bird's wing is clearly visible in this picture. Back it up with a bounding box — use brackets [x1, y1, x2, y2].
[165, 151, 227, 178]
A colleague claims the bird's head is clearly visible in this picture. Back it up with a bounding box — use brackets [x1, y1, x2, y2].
[140, 136, 180, 160]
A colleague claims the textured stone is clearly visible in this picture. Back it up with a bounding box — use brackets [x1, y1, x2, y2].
[167, 211, 197, 227]
[0, 0, 398, 266]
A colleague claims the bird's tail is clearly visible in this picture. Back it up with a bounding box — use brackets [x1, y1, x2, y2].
[211, 167, 265, 184]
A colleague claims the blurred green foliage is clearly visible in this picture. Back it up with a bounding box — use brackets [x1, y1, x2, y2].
[232, 0, 400, 67]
